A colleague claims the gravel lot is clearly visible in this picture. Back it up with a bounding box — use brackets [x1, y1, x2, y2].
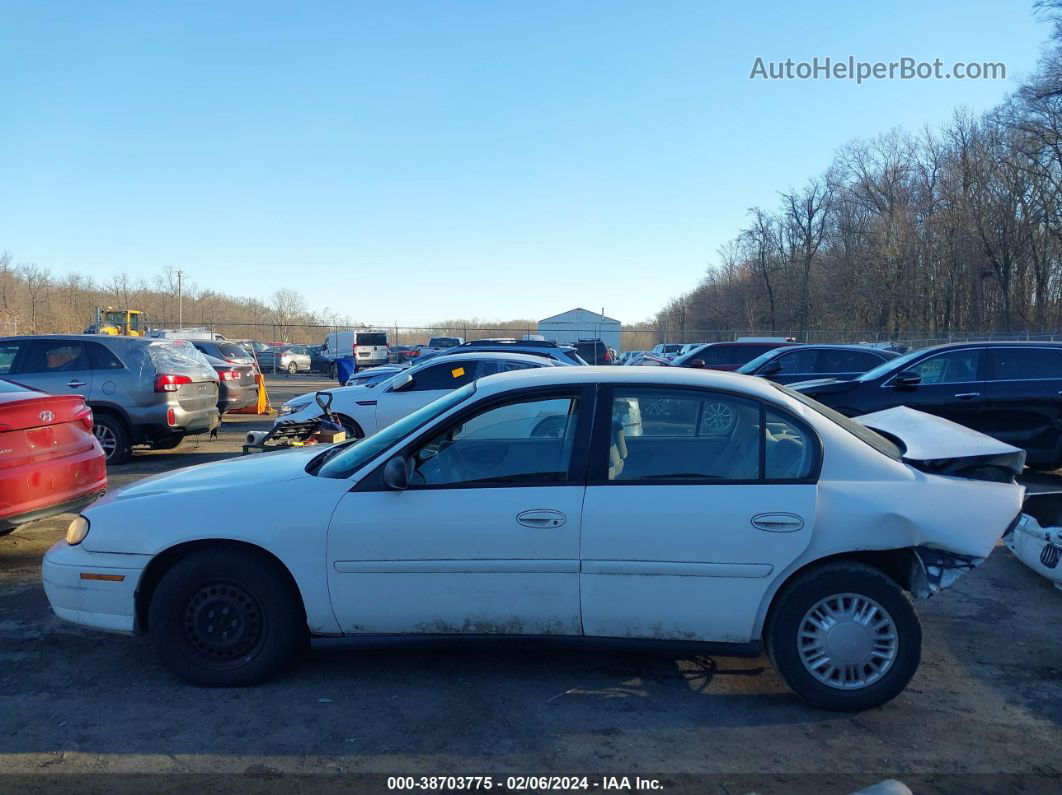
[2, 374, 1061, 793]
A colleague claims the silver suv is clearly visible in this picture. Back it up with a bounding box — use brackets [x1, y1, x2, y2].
[0, 335, 220, 464]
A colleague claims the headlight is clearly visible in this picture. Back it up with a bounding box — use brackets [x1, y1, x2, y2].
[280, 400, 311, 416]
[66, 516, 90, 545]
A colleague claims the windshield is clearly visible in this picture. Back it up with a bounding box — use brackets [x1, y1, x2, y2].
[774, 382, 902, 461]
[736, 349, 781, 374]
[856, 347, 926, 382]
[314, 383, 476, 478]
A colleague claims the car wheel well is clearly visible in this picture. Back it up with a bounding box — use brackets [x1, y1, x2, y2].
[334, 414, 364, 439]
[135, 539, 307, 633]
[761, 549, 919, 637]
[88, 405, 128, 429]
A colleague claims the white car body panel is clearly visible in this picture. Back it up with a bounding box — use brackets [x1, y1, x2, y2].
[274, 352, 553, 437]
[327, 487, 584, 634]
[44, 367, 1025, 647]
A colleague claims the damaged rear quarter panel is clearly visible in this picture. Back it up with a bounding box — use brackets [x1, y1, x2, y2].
[750, 453, 1024, 636]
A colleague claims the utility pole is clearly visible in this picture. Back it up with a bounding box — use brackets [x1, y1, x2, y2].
[177, 270, 184, 328]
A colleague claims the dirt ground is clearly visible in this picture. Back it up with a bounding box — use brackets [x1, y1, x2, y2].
[1, 374, 1061, 794]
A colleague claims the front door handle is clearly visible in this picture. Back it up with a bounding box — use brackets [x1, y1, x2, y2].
[66, 380, 86, 388]
[751, 513, 804, 533]
[516, 509, 566, 528]
[954, 392, 981, 399]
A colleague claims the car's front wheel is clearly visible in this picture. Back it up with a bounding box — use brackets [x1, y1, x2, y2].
[287, 361, 298, 374]
[147, 548, 305, 686]
[766, 561, 921, 712]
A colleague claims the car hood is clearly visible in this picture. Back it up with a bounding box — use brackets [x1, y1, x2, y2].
[89, 446, 324, 507]
[285, 383, 376, 408]
[856, 406, 1026, 479]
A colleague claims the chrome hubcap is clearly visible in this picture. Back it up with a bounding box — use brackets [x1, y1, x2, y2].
[93, 424, 117, 457]
[798, 593, 897, 689]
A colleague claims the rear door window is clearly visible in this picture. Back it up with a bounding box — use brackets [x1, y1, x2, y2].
[817, 349, 883, 374]
[87, 342, 125, 370]
[769, 348, 817, 375]
[475, 359, 540, 377]
[902, 349, 982, 385]
[987, 348, 1062, 381]
[408, 362, 477, 391]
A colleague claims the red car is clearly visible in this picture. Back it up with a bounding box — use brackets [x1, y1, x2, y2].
[0, 379, 107, 535]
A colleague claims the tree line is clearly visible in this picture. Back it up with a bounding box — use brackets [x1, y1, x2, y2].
[657, 3, 1062, 340]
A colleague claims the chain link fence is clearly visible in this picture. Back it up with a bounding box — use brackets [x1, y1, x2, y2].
[137, 321, 1062, 356]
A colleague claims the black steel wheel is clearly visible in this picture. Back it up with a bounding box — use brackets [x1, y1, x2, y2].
[148, 548, 305, 686]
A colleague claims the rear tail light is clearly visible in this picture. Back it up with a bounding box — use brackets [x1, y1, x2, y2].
[219, 369, 240, 381]
[604, 351, 613, 363]
[166, 408, 176, 426]
[155, 374, 193, 392]
[75, 405, 94, 431]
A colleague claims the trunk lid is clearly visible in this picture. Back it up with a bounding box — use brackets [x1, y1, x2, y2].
[855, 406, 1025, 480]
[0, 390, 89, 433]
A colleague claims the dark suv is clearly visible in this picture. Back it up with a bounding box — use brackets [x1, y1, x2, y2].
[791, 341, 1062, 468]
[671, 340, 796, 371]
[572, 338, 612, 365]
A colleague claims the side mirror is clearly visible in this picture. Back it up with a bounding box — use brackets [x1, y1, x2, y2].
[686, 359, 706, 369]
[892, 371, 922, 388]
[382, 456, 410, 490]
[392, 372, 414, 392]
[763, 360, 784, 375]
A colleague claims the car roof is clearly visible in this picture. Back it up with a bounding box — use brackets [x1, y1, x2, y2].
[473, 364, 786, 399]
[0, 334, 169, 346]
[913, 340, 1062, 353]
[760, 343, 893, 353]
[420, 351, 556, 366]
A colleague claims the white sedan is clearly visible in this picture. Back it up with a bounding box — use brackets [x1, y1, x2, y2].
[44, 367, 1028, 711]
[274, 351, 559, 439]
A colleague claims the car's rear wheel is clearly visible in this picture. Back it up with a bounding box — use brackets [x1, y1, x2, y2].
[93, 413, 131, 464]
[766, 561, 921, 711]
[147, 549, 305, 686]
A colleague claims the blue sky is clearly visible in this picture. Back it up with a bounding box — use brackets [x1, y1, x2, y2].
[0, 1, 1052, 325]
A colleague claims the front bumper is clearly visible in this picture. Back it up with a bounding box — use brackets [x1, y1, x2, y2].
[1005, 514, 1062, 588]
[42, 541, 151, 634]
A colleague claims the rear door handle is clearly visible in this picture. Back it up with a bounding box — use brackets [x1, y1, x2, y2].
[751, 513, 804, 533]
[517, 510, 566, 528]
[66, 380, 86, 388]
[953, 392, 981, 399]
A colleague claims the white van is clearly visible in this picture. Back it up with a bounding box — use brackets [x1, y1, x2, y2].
[323, 329, 389, 366]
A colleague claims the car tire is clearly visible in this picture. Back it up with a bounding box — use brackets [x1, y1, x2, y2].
[287, 362, 298, 375]
[765, 561, 921, 712]
[93, 413, 131, 465]
[147, 548, 305, 687]
[329, 363, 337, 379]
